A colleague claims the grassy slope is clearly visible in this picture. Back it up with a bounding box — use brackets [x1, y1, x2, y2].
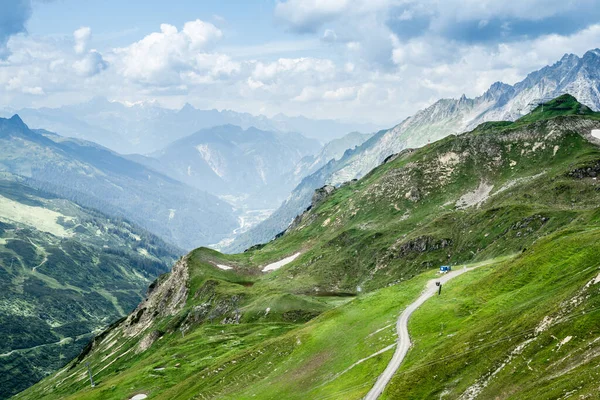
[16, 96, 600, 399]
[0, 176, 179, 399]
[385, 228, 600, 399]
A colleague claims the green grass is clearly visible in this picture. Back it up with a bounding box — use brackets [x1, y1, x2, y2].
[16, 97, 600, 399]
[383, 228, 600, 399]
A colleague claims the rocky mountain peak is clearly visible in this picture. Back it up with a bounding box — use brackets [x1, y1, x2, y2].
[0, 114, 29, 136]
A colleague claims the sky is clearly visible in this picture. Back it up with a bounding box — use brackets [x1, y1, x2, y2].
[1, 0, 600, 126]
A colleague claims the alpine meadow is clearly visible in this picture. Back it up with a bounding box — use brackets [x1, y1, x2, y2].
[2, 2, 600, 400]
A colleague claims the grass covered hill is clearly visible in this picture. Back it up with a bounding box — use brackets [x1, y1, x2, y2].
[16, 95, 600, 399]
[0, 175, 181, 399]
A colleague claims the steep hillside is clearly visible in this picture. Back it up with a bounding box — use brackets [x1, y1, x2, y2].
[3, 98, 380, 154]
[17, 96, 600, 399]
[150, 125, 321, 208]
[0, 116, 238, 250]
[0, 175, 181, 399]
[229, 49, 600, 252]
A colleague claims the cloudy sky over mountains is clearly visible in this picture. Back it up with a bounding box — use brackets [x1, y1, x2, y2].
[2, 0, 600, 125]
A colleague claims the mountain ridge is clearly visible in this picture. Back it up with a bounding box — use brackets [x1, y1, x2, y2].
[2, 99, 381, 154]
[226, 49, 600, 253]
[0, 116, 238, 250]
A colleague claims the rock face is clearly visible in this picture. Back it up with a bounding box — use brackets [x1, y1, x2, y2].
[226, 49, 600, 252]
[124, 257, 190, 339]
[311, 185, 336, 208]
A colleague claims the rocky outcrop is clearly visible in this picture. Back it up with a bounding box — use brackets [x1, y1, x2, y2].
[123, 257, 190, 338]
[311, 185, 336, 208]
[394, 236, 453, 257]
[568, 160, 600, 178]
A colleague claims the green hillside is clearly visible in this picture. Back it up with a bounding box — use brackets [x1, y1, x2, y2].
[0, 175, 180, 399]
[15, 97, 600, 399]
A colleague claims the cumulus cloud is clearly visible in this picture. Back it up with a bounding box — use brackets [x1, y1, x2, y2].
[73, 27, 92, 54]
[73, 50, 109, 77]
[115, 20, 223, 85]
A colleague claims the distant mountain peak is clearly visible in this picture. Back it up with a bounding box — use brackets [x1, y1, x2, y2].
[9, 114, 25, 125]
[0, 114, 28, 132]
[179, 102, 197, 113]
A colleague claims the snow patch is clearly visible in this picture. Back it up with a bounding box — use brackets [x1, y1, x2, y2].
[168, 209, 176, 220]
[262, 252, 301, 272]
[591, 129, 600, 140]
[129, 395, 147, 400]
[216, 264, 233, 270]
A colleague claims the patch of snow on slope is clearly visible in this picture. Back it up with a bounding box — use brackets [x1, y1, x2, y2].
[592, 129, 600, 139]
[262, 252, 301, 272]
[216, 264, 233, 270]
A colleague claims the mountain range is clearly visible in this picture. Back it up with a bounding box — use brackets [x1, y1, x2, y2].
[17, 95, 600, 400]
[1, 98, 381, 154]
[226, 48, 600, 253]
[0, 116, 238, 250]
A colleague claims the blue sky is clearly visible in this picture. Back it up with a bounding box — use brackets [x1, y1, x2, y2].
[29, 1, 282, 47]
[1, 0, 600, 125]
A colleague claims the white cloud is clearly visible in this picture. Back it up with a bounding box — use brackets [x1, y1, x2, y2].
[73, 50, 108, 77]
[2, 4, 600, 128]
[73, 27, 91, 54]
[115, 20, 223, 85]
